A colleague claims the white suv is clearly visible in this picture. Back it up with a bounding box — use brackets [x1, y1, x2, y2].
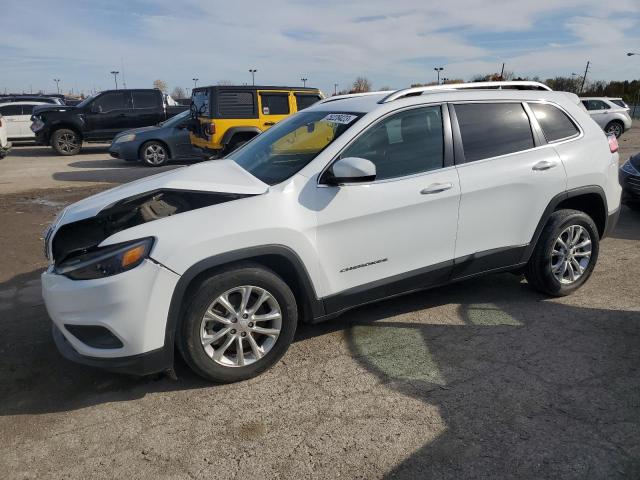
[41, 82, 622, 382]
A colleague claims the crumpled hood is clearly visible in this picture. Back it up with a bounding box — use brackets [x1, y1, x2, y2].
[57, 160, 268, 226]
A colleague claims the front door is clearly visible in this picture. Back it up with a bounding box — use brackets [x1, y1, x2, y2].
[85, 91, 132, 140]
[315, 105, 460, 310]
[258, 91, 291, 131]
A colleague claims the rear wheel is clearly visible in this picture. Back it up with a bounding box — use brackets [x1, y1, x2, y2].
[224, 134, 255, 155]
[178, 265, 297, 383]
[51, 129, 81, 155]
[140, 141, 169, 167]
[525, 209, 599, 296]
[605, 121, 624, 138]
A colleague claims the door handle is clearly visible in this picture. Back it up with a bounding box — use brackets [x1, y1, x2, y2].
[420, 182, 453, 194]
[264, 121, 276, 126]
[532, 160, 558, 171]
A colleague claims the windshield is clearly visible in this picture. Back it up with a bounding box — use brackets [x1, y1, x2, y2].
[231, 111, 363, 185]
[75, 94, 97, 108]
[160, 109, 190, 127]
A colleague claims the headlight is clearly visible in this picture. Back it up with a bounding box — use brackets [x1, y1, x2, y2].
[55, 237, 154, 280]
[114, 133, 136, 143]
[621, 160, 640, 175]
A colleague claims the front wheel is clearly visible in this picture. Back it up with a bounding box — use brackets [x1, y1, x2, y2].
[51, 129, 82, 155]
[140, 141, 169, 167]
[178, 265, 298, 383]
[525, 209, 599, 296]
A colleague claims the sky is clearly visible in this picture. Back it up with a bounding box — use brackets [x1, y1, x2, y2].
[2, 0, 639, 96]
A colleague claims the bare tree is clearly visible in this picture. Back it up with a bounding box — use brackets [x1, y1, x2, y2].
[170, 86, 186, 99]
[350, 77, 372, 93]
[153, 79, 168, 93]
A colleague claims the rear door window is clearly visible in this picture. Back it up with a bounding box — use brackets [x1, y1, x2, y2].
[454, 103, 534, 162]
[218, 91, 255, 118]
[295, 94, 321, 111]
[132, 91, 158, 109]
[21, 104, 36, 115]
[529, 103, 579, 142]
[261, 93, 290, 115]
[582, 100, 610, 111]
[0, 105, 23, 116]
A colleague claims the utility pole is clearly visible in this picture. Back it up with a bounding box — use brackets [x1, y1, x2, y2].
[249, 69, 257, 86]
[334, 83, 338, 95]
[110, 71, 119, 89]
[579, 61, 590, 94]
[301, 77, 308, 87]
[500, 63, 505, 80]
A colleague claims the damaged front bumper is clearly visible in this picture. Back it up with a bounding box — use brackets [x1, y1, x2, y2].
[42, 259, 180, 374]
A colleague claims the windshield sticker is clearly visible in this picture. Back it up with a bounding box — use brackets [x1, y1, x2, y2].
[322, 113, 358, 125]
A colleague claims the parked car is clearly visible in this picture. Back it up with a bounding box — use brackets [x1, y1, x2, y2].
[30, 89, 189, 156]
[580, 97, 632, 137]
[109, 110, 203, 166]
[189, 85, 324, 157]
[0, 95, 64, 105]
[0, 101, 47, 141]
[41, 81, 621, 382]
[620, 152, 640, 211]
[0, 114, 11, 158]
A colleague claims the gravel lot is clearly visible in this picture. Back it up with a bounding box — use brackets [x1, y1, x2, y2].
[0, 130, 639, 479]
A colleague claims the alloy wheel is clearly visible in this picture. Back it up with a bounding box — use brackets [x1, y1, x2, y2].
[606, 123, 622, 137]
[143, 144, 166, 165]
[551, 225, 592, 284]
[57, 133, 79, 153]
[199, 285, 282, 367]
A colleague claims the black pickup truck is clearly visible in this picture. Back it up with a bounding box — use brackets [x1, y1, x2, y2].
[31, 89, 188, 155]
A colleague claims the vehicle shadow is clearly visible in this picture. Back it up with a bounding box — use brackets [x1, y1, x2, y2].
[8, 144, 111, 157]
[609, 206, 640, 241]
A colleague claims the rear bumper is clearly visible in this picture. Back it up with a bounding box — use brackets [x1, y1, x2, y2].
[620, 169, 640, 205]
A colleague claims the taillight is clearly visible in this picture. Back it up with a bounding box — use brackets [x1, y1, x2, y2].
[607, 134, 618, 153]
[205, 122, 215, 136]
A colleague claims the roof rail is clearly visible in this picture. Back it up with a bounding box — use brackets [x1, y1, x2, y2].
[378, 81, 552, 104]
[319, 91, 393, 104]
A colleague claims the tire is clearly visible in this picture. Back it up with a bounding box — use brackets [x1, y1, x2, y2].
[604, 121, 624, 138]
[140, 141, 169, 167]
[178, 265, 298, 383]
[51, 129, 81, 155]
[525, 209, 599, 296]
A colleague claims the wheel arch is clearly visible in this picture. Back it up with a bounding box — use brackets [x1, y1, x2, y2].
[220, 127, 261, 146]
[51, 123, 84, 140]
[522, 186, 609, 263]
[163, 245, 324, 356]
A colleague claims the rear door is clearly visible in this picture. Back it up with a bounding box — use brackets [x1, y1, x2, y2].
[451, 102, 567, 277]
[258, 91, 291, 130]
[581, 99, 611, 128]
[86, 91, 132, 139]
[0, 104, 23, 138]
[130, 91, 163, 129]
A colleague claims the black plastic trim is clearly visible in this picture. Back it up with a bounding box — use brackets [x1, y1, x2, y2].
[220, 126, 262, 146]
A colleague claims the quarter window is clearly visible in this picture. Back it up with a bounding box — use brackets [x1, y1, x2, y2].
[340, 106, 444, 180]
[455, 103, 534, 162]
[261, 93, 290, 115]
[529, 103, 579, 142]
[218, 91, 255, 118]
[295, 94, 321, 111]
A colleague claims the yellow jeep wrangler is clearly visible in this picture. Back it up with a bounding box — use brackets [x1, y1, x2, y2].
[189, 85, 324, 156]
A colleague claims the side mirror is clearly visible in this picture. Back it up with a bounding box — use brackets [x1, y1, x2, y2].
[323, 157, 376, 185]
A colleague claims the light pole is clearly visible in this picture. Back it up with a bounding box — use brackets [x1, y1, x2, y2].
[110, 71, 119, 89]
[192, 78, 198, 88]
[301, 77, 308, 87]
[53, 78, 61, 94]
[334, 83, 338, 95]
[434, 67, 444, 85]
[249, 69, 257, 86]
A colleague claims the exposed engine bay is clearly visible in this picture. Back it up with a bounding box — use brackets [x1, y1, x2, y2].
[51, 189, 249, 265]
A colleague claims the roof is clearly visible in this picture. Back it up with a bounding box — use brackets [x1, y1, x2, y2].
[193, 85, 321, 93]
[0, 101, 48, 106]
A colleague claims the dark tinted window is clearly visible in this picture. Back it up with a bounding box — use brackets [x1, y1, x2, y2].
[611, 99, 627, 108]
[261, 94, 290, 115]
[295, 94, 321, 111]
[529, 103, 579, 142]
[0, 105, 23, 116]
[218, 91, 255, 118]
[455, 103, 534, 162]
[132, 91, 158, 109]
[582, 99, 610, 110]
[191, 89, 210, 116]
[93, 92, 127, 112]
[341, 106, 444, 180]
[21, 104, 36, 115]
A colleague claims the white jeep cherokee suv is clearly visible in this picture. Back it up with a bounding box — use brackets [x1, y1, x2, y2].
[41, 82, 622, 382]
